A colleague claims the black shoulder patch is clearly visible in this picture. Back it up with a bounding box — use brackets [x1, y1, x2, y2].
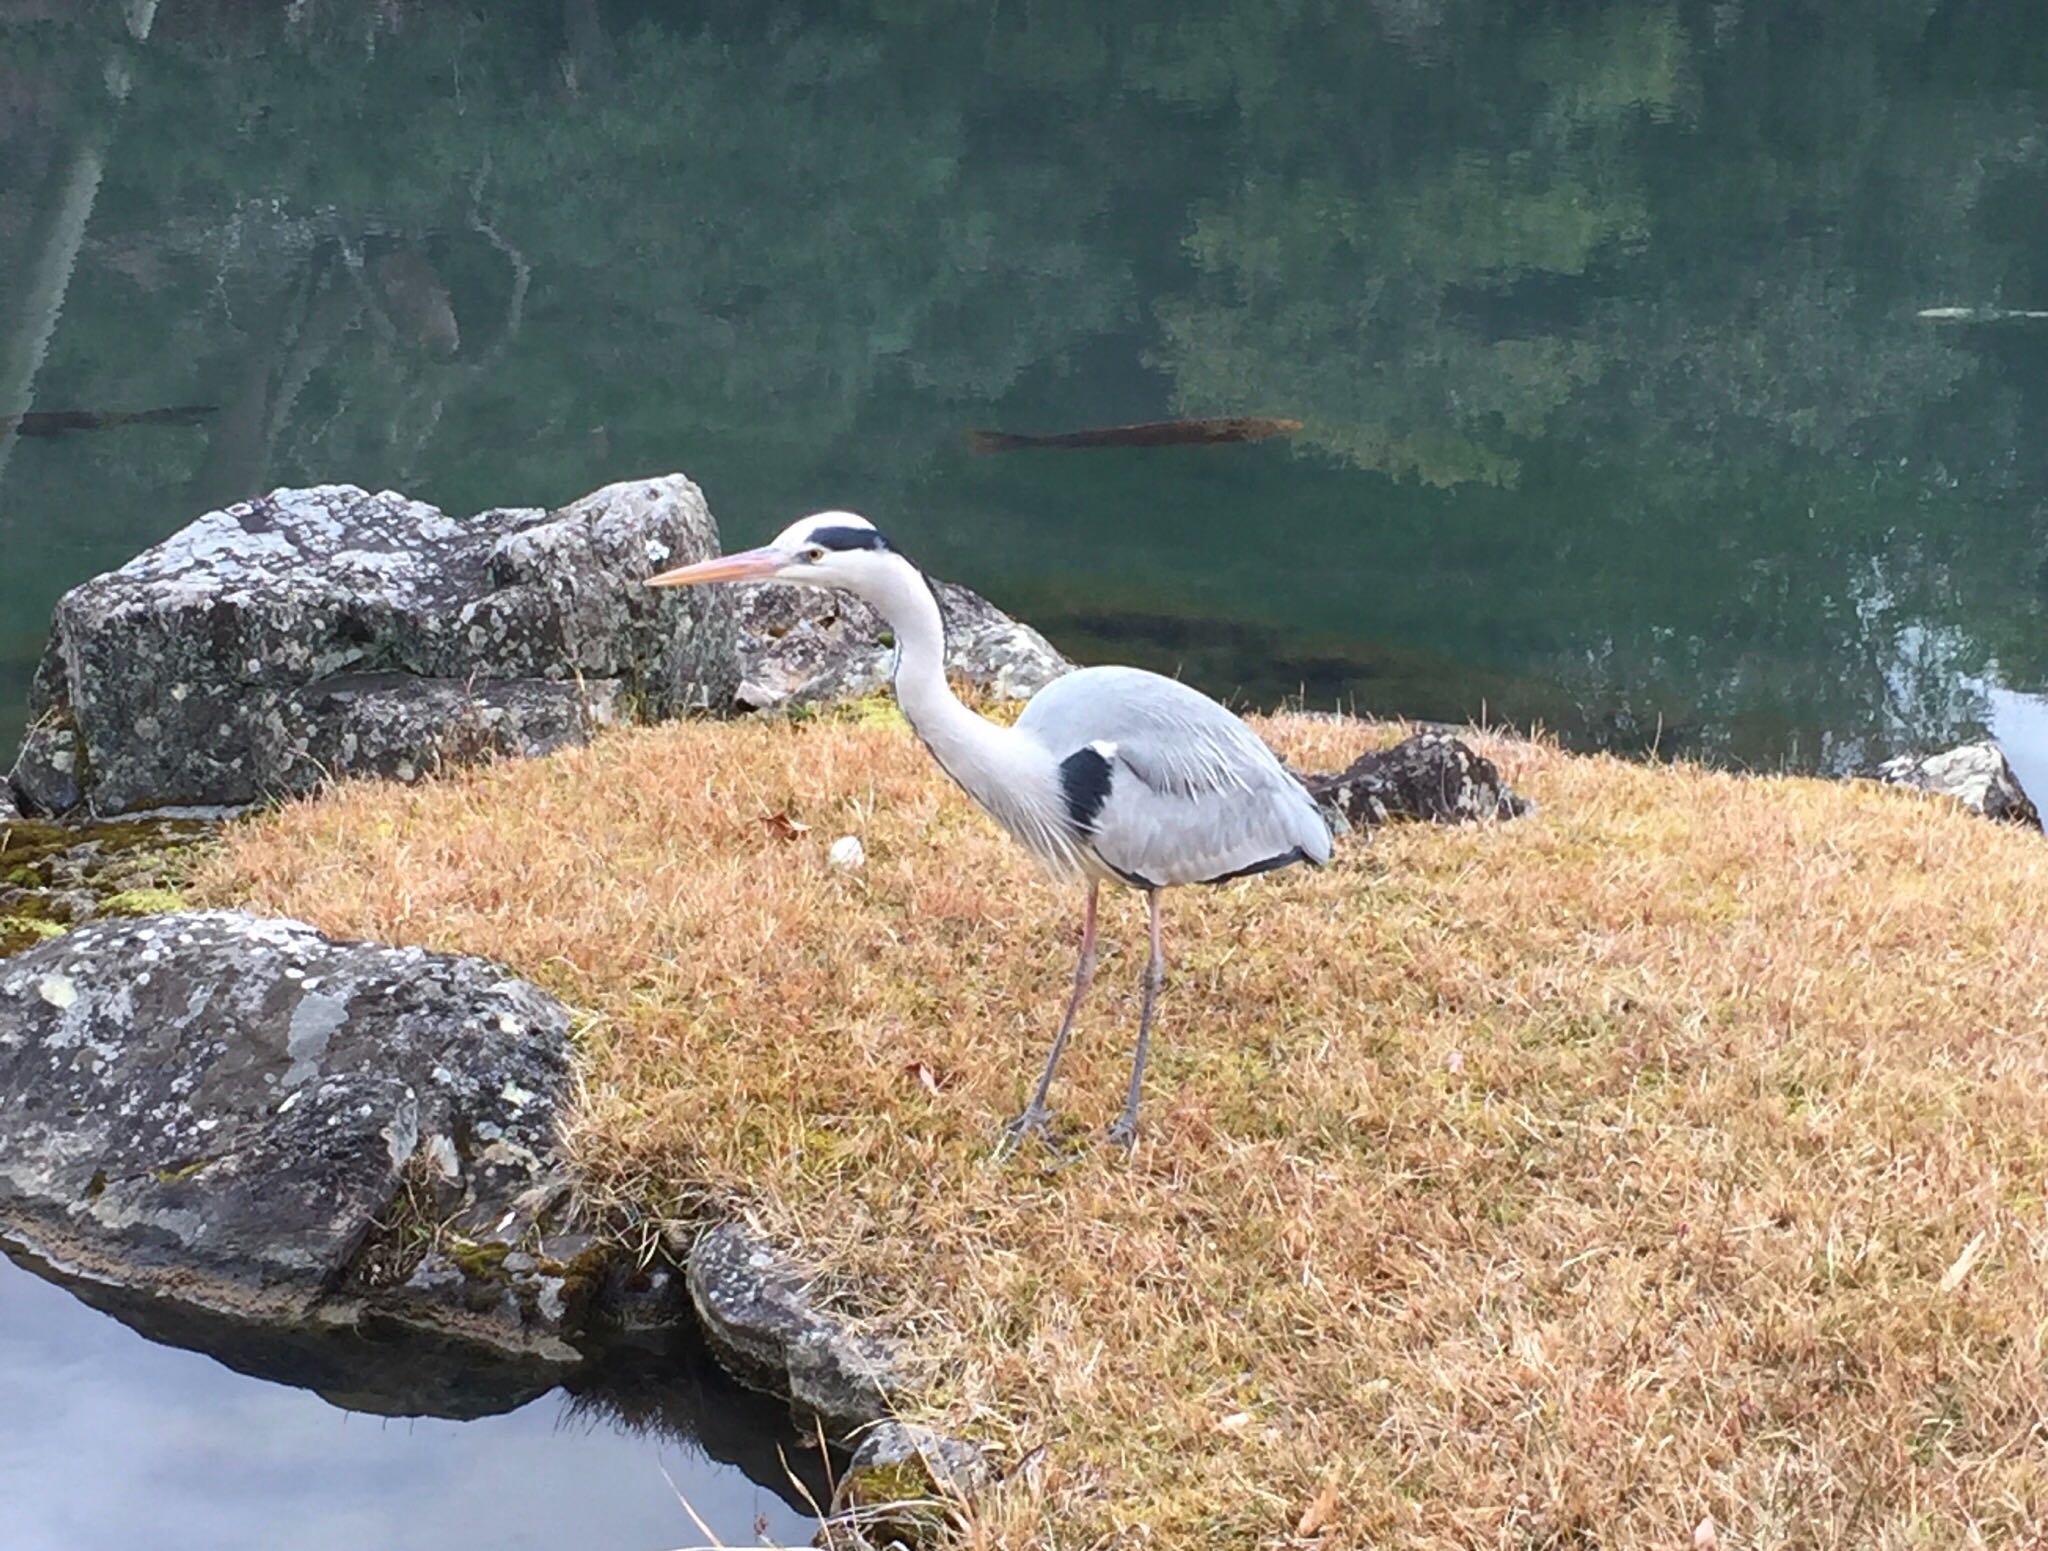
[809, 524, 893, 553]
[1058, 745, 1115, 835]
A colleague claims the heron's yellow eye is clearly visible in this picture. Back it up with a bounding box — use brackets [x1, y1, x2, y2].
[804, 545, 827, 563]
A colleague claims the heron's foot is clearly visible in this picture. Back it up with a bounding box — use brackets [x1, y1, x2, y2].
[992, 1102, 1058, 1160]
[1103, 1112, 1141, 1155]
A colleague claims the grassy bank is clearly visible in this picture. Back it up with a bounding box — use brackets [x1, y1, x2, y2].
[199, 712, 2048, 1548]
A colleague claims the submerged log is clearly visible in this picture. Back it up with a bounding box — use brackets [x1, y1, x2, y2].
[967, 415, 1301, 452]
[2, 404, 215, 436]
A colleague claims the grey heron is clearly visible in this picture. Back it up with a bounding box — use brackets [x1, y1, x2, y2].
[648, 512, 1333, 1152]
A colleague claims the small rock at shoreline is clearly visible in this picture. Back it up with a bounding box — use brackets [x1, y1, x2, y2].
[1875, 741, 2041, 829]
[1298, 730, 1530, 834]
[828, 1421, 991, 1547]
[684, 1220, 902, 1438]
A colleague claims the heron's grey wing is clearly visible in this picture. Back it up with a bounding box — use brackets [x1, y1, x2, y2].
[1018, 666, 1333, 887]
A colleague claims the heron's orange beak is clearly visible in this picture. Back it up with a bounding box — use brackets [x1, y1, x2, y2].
[644, 545, 787, 588]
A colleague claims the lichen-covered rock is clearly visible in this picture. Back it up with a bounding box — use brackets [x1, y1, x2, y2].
[6, 476, 736, 816]
[0, 911, 583, 1365]
[735, 578, 1068, 711]
[11, 656, 83, 816]
[1875, 741, 2041, 828]
[1299, 730, 1529, 833]
[684, 1221, 901, 1437]
[7, 722, 80, 817]
[825, 1422, 990, 1549]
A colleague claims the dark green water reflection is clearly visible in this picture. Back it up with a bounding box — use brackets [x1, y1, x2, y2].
[5, 0, 2048, 787]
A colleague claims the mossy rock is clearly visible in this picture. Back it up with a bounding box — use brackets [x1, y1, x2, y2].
[447, 1237, 513, 1280]
[0, 817, 214, 959]
[0, 916, 65, 956]
[827, 1424, 988, 1550]
[99, 888, 188, 917]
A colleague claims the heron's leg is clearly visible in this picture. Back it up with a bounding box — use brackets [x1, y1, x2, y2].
[1105, 889, 1165, 1152]
[994, 881, 1099, 1156]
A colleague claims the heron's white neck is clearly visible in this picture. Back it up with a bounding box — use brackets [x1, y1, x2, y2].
[869, 561, 1019, 779]
[849, 559, 1076, 874]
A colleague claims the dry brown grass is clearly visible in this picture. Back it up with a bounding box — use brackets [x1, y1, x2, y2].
[198, 710, 2048, 1549]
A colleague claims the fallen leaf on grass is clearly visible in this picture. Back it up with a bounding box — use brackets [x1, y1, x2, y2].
[1295, 1474, 1342, 1537]
[759, 812, 811, 841]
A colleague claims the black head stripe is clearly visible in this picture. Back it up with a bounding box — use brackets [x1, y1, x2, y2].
[808, 524, 893, 553]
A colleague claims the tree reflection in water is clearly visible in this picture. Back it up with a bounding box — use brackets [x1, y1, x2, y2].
[2, 0, 2045, 776]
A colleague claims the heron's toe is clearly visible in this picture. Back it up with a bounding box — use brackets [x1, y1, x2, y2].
[1102, 1116, 1141, 1155]
[991, 1103, 1057, 1161]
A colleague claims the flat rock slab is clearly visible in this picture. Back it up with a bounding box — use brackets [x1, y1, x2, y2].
[1876, 741, 2041, 828]
[283, 671, 622, 786]
[736, 578, 1069, 711]
[0, 911, 579, 1362]
[1299, 730, 1530, 832]
[8, 476, 736, 815]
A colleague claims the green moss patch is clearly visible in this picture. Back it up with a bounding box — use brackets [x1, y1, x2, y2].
[0, 816, 216, 959]
[99, 887, 188, 917]
[0, 916, 65, 955]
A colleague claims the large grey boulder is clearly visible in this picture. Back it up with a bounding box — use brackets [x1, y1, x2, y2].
[736, 578, 1069, 712]
[7, 476, 736, 816]
[1875, 741, 2041, 829]
[0, 911, 588, 1367]
[1299, 730, 1530, 834]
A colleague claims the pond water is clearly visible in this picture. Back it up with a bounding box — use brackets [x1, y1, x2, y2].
[0, 1246, 826, 1550]
[2, 1, 2047, 788]
[3, 1, 2048, 1536]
